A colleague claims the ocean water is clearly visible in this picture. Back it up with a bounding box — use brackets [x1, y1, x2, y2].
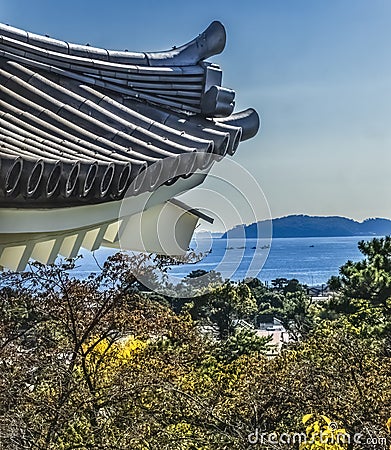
[75, 235, 373, 286]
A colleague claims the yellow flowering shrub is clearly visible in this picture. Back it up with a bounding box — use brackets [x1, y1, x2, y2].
[300, 414, 348, 450]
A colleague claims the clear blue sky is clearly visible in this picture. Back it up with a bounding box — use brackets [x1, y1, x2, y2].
[2, 0, 391, 221]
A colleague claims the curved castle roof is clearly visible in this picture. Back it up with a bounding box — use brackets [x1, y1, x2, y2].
[0, 21, 260, 271]
[0, 21, 259, 207]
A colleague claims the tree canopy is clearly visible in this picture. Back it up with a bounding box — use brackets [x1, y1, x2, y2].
[0, 238, 390, 449]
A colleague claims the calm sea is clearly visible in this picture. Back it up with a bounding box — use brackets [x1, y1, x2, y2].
[75, 235, 374, 286]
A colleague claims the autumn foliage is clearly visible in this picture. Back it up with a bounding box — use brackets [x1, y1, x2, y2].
[0, 240, 390, 449]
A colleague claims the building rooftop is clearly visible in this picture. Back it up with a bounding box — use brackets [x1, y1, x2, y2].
[0, 21, 260, 271]
[0, 21, 259, 207]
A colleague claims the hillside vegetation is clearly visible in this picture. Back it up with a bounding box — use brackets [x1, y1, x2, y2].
[222, 215, 391, 238]
[0, 239, 391, 449]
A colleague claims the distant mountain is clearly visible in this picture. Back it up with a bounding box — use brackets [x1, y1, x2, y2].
[221, 215, 391, 239]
